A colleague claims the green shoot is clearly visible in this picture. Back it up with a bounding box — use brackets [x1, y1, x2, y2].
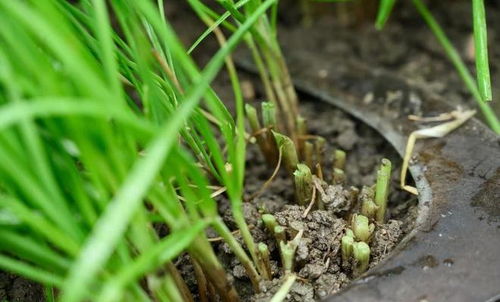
[472, 0, 492, 101]
[258, 243, 272, 280]
[361, 197, 379, 221]
[374, 158, 392, 223]
[375, 0, 397, 30]
[341, 233, 354, 265]
[352, 242, 370, 276]
[273, 131, 299, 175]
[333, 168, 346, 185]
[262, 102, 280, 164]
[262, 213, 279, 233]
[333, 149, 347, 170]
[274, 225, 287, 244]
[262, 101, 278, 128]
[279, 230, 304, 274]
[246, 103, 277, 165]
[351, 214, 374, 243]
[269, 274, 297, 302]
[294, 164, 314, 206]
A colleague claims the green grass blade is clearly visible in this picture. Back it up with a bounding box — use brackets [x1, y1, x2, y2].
[0, 98, 153, 135]
[412, 0, 500, 133]
[187, 0, 250, 54]
[97, 221, 208, 302]
[472, 0, 492, 101]
[61, 1, 277, 300]
[0, 254, 64, 287]
[0, 195, 80, 256]
[91, 0, 124, 104]
[375, 0, 397, 30]
[270, 274, 297, 302]
[0, 230, 70, 272]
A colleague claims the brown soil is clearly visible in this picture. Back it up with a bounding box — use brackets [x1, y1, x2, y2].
[180, 97, 418, 301]
[0, 273, 43, 302]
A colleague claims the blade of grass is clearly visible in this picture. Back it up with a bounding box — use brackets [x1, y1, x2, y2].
[0, 98, 153, 135]
[472, 0, 492, 101]
[375, 0, 397, 30]
[61, 1, 277, 300]
[0, 255, 64, 287]
[96, 221, 208, 302]
[0, 230, 70, 272]
[91, 0, 124, 104]
[269, 274, 297, 302]
[187, 0, 251, 54]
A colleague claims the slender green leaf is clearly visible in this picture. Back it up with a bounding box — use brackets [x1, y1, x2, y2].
[472, 0, 492, 101]
[375, 0, 397, 30]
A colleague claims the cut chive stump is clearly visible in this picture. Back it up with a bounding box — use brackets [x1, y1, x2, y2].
[351, 214, 374, 243]
[353, 242, 371, 276]
[341, 234, 354, 265]
[375, 158, 392, 223]
[294, 164, 313, 206]
[361, 198, 379, 221]
[273, 132, 299, 175]
[258, 243, 272, 280]
[333, 149, 346, 170]
[274, 226, 286, 244]
[333, 168, 346, 185]
[262, 101, 277, 128]
[262, 214, 278, 234]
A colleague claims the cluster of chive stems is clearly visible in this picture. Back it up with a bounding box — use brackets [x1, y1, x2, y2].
[246, 101, 393, 277]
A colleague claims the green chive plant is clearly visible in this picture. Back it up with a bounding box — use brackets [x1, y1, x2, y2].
[0, 0, 291, 301]
[187, 0, 302, 142]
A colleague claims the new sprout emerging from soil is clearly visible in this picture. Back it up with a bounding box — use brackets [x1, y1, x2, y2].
[245, 103, 278, 166]
[333, 168, 346, 185]
[262, 213, 278, 233]
[351, 214, 375, 243]
[262, 101, 278, 128]
[273, 131, 299, 175]
[374, 158, 392, 223]
[333, 149, 347, 170]
[258, 243, 272, 280]
[294, 163, 314, 206]
[279, 230, 304, 274]
[401, 108, 476, 195]
[341, 232, 355, 265]
[361, 196, 379, 221]
[274, 226, 287, 244]
[352, 242, 371, 276]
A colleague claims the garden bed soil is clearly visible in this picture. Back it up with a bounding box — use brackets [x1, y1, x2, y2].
[175, 96, 417, 301]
